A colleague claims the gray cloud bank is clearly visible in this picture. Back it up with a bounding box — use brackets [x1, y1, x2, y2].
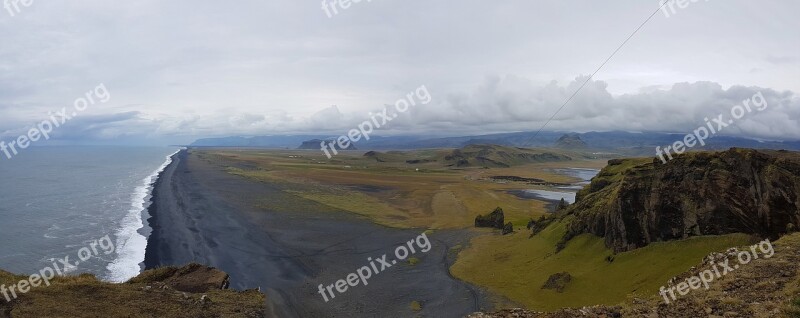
[2, 77, 798, 144]
[1, 1, 798, 144]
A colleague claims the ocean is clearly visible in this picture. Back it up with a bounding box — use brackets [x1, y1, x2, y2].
[0, 146, 178, 282]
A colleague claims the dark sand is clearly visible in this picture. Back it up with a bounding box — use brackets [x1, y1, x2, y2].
[144, 149, 494, 317]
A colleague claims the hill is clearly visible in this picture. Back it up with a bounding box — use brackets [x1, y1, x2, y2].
[452, 148, 800, 312]
[558, 148, 800, 252]
[554, 133, 587, 149]
[442, 144, 572, 167]
[298, 139, 357, 150]
[190, 131, 800, 155]
[0, 264, 264, 317]
[467, 232, 800, 318]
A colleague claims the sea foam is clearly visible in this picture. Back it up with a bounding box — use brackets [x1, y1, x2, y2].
[105, 149, 181, 282]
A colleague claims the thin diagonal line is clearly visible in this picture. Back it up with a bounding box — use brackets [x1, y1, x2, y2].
[526, 1, 672, 146]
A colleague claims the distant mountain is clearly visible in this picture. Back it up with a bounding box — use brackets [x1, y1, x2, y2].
[442, 144, 572, 168]
[298, 139, 357, 150]
[190, 135, 331, 148]
[555, 133, 587, 149]
[190, 131, 800, 154]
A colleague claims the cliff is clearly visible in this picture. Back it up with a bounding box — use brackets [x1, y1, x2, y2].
[0, 264, 264, 317]
[560, 148, 800, 252]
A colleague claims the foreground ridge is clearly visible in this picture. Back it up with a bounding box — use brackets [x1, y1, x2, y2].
[0, 263, 264, 318]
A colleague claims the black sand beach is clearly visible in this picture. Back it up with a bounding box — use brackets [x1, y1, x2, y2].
[143, 149, 493, 317]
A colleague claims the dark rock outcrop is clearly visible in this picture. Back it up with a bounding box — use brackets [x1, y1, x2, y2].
[555, 198, 569, 211]
[541, 272, 572, 293]
[502, 222, 514, 235]
[475, 207, 505, 229]
[127, 263, 230, 293]
[562, 148, 800, 252]
[406, 159, 434, 164]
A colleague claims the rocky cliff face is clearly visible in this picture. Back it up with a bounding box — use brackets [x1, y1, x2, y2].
[562, 148, 800, 252]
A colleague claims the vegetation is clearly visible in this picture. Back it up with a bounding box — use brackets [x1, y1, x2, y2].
[573, 157, 650, 203]
[0, 265, 264, 318]
[450, 218, 752, 311]
[442, 144, 573, 167]
[202, 148, 606, 229]
[786, 297, 800, 317]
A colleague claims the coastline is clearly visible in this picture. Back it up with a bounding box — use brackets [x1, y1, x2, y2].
[141, 148, 494, 317]
[141, 149, 182, 270]
[107, 147, 182, 283]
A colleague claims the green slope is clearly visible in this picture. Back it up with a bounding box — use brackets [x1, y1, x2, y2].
[451, 219, 752, 311]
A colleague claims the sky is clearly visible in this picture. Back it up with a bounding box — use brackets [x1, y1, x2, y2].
[0, 0, 798, 145]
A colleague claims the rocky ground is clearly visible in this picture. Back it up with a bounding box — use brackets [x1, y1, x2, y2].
[0, 264, 264, 318]
[467, 233, 800, 318]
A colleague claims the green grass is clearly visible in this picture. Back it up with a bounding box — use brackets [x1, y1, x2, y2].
[574, 157, 650, 202]
[451, 219, 752, 311]
[214, 149, 577, 229]
[787, 297, 800, 317]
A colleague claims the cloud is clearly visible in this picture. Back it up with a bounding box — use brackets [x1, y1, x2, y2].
[3, 74, 798, 143]
[1, 0, 799, 143]
[43, 77, 795, 142]
[765, 56, 798, 65]
[398, 77, 800, 140]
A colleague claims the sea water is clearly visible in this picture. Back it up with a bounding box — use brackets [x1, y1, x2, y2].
[515, 168, 600, 204]
[0, 146, 178, 282]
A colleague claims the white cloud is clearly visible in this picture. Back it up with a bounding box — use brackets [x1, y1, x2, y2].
[0, 0, 798, 143]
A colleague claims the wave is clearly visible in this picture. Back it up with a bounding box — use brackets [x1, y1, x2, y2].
[105, 148, 181, 282]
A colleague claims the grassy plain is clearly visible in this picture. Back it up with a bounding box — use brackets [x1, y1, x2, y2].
[200, 147, 605, 229]
[195, 147, 755, 312]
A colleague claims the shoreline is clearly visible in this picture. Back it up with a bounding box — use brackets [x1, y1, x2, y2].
[106, 148, 181, 282]
[141, 149, 182, 270]
[141, 148, 494, 317]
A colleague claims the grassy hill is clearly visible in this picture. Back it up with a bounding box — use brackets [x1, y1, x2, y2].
[451, 217, 752, 311]
[468, 232, 800, 317]
[455, 148, 800, 312]
[442, 144, 573, 168]
[563, 149, 800, 252]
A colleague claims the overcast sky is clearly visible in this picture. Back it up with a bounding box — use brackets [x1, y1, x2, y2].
[0, 0, 798, 145]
